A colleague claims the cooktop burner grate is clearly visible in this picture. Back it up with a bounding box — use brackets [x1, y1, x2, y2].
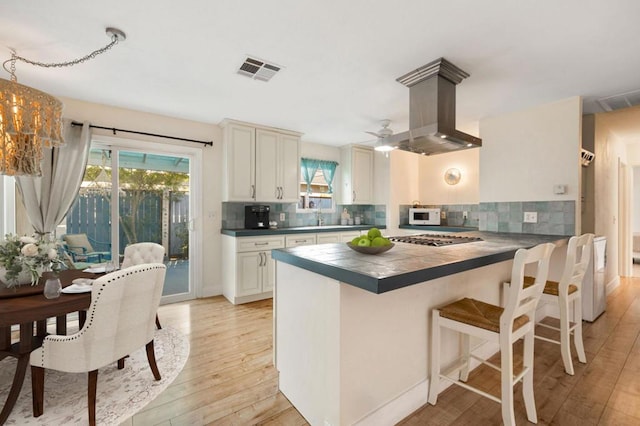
[389, 234, 483, 247]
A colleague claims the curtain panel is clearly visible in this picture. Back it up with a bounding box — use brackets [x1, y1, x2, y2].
[15, 120, 92, 237]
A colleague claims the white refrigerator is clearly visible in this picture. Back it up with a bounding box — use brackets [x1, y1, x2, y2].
[582, 236, 607, 322]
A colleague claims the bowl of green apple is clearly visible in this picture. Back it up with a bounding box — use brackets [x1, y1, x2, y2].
[346, 227, 395, 254]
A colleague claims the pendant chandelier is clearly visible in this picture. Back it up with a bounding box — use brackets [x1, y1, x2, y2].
[0, 28, 126, 176]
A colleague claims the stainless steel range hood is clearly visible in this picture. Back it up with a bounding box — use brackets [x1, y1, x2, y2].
[384, 58, 481, 156]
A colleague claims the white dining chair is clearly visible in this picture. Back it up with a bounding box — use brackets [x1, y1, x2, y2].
[30, 263, 166, 426]
[504, 233, 594, 375]
[120, 242, 166, 329]
[429, 242, 555, 426]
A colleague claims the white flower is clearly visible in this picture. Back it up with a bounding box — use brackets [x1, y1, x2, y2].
[21, 243, 39, 257]
[48, 248, 58, 260]
[20, 236, 37, 244]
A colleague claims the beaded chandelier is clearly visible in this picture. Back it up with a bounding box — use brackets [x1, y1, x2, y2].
[0, 28, 126, 176]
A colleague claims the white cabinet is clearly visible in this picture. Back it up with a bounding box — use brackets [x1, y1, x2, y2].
[285, 234, 317, 247]
[341, 145, 373, 204]
[222, 235, 284, 304]
[222, 120, 301, 202]
[317, 231, 363, 244]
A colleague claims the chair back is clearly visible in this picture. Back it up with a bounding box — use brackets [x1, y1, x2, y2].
[121, 242, 165, 269]
[62, 233, 94, 256]
[36, 264, 166, 373]
[559, 233, 594, 294]
[502, 242, 555, 331]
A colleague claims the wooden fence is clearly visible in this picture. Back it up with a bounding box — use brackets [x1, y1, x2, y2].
[65, 190, 189, 258]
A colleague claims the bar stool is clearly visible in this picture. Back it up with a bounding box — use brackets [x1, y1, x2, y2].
[504, 233, 593, 375]
[429, 242, 555, 426]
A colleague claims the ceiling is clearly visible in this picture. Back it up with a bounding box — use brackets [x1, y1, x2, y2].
[2, 1, 640, 147]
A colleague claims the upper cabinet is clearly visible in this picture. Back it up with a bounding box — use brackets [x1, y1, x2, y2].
[341, 145, 373, 204]
[222, 120, 301, 203]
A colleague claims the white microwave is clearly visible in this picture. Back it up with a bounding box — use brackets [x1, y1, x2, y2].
[409, 208, 441, 225]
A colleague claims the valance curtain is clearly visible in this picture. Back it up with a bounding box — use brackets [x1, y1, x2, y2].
[15, 120, 92, 237]
[301, 158, 319, 194]
[318, 160, 338, 194]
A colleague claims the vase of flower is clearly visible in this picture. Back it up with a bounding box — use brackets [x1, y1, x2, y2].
[0, 234, 64, 289]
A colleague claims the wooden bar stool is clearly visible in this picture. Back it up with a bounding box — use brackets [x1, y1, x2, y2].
[429, 242, 555, 426]
[505, 233, 594, 375]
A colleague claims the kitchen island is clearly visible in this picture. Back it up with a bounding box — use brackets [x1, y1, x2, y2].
[272, 231, 567, 426]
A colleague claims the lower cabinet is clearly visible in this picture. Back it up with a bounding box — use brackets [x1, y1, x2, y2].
[222, 230, 366, 304]
[222, 235, 284, 305]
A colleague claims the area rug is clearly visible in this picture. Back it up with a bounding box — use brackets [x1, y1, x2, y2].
[1, 326, 189, 425]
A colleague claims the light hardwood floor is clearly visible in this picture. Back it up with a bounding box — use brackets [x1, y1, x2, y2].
[129, 275, 640, 425]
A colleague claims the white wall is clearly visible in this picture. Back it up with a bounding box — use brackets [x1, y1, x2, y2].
[386, 150, 421, 234]
[634, 167, 640, 233]
[479, 97, 582, 206]
[59, 97, 223, 297]
[419, 148, 480, 205]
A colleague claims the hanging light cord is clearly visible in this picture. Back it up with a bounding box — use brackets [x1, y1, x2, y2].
[2, 27, 126, 82]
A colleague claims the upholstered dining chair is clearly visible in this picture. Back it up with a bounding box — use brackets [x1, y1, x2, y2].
[120, 242, 166, 329]
[429, 242, 555, 426]
[30, 263, 166, 426]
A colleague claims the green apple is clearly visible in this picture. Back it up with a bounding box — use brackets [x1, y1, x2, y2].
[351, 236, 362, 245]
[367, 227, 382, 239]
[371, 237, 387, 247]
[357, 237, 371, 247]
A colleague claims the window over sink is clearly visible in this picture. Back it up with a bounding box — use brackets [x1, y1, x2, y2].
[298, 158, 338, 212]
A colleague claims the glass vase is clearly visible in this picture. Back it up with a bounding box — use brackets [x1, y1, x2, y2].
[43, 276, 62, 299]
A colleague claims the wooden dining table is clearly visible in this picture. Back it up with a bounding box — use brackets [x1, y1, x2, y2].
[0, 269, 102, 425]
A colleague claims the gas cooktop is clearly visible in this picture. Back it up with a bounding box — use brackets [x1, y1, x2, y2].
[389, 234, 483, 247]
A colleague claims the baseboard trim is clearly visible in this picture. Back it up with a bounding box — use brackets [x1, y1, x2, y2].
[352, 341, 500, 425]
[606, 276, 620, 295]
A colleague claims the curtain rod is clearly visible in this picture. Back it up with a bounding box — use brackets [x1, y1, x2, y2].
[70, 121, 213, 146]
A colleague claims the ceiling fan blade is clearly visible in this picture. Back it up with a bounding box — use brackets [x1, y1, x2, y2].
[365, 131, 380, 138]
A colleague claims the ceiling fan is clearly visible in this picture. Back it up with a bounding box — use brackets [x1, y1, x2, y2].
[365, 119, 397, 152]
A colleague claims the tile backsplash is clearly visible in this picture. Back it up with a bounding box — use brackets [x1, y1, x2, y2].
[399, 200, 576, 235]
[222, 202, 386, 229]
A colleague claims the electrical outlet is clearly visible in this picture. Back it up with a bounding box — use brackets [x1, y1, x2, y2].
[279, 212, 286, 221]
[440, 211, 446, 219]
[463, 211, 468, 220]
[523, 212, 538, 223]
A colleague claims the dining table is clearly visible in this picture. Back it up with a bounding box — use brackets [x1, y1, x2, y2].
[0, 269, 102, 425]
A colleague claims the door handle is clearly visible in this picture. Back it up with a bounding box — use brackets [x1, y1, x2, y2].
[251, 184, 256, 199]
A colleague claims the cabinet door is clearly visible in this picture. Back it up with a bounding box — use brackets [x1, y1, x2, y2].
[236, 252, 262, 297]
[352, 147, 373, 203]
[255, 129, 280, 202]
[279, 134, 301, 202]
[285, 234, 317, 247]
[262, 251, 276, 292]
[225, 124, 256, 201]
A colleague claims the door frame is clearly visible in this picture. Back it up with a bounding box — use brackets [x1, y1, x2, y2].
[618, 158, 632, 277]
[91, 135, 203, 304]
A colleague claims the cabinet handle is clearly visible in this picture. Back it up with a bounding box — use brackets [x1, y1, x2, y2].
[254, 242, 269, 246]
[251, 185, 256, 199]
[258, 252, 263, 267]
[260, 252, 266, 267]
[295, 239, 306, 243]
[352, 191, 356, 202]
[278, 186, 283, 199]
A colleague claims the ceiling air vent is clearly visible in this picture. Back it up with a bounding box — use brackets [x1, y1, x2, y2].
[596, 88, 640, 112]
[237, 57, 281, 82]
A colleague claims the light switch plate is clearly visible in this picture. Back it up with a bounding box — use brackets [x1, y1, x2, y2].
[523, 212, 538, 223]
[279, 212, 286, 221]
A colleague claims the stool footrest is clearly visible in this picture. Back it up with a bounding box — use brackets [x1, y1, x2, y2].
[439, 374, 501, 404]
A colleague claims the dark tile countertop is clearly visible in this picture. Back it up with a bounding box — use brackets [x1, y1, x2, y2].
[271, 231, 568, 294]
[221, 225, 385, 237]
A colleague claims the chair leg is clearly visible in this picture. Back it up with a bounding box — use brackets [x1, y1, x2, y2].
[428, 310, 440, 405]
[522, 330, 538, 424]
[31, 366, 45, 417]
[146, 340, 162, 380]
[460, 333, 470, 382]
[155, 314, 162, 330]
[573, 296, 587, 364]
[558, 295, 574, 375]
[88, 370, 98, 426]
[500, 334, 516, 426]
[117, 357, 125, 369]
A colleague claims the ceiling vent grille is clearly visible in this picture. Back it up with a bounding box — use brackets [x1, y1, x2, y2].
[237, 57, 281, 82]
[596, 88, 640, 112]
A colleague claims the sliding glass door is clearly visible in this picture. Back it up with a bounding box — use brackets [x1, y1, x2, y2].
[66, 138, 200, 304]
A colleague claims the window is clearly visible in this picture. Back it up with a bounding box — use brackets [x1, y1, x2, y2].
[298, 158, 338, 212]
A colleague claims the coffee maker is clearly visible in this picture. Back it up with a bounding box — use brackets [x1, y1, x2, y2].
[244, 205, 270, 229]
